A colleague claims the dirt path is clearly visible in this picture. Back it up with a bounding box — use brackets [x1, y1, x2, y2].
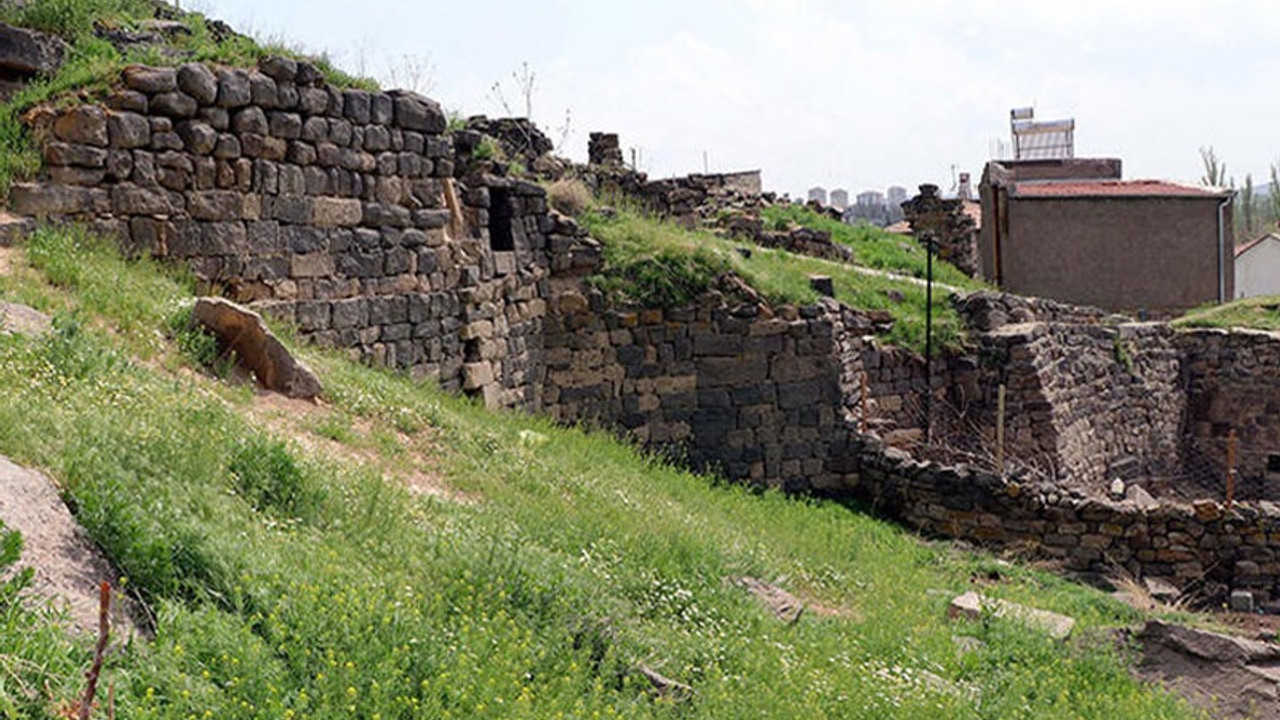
[246, 391, 469, 504]
[0, 245, 16, 276]
[0, 455, 138, 637]
[846, 263, 967, 295]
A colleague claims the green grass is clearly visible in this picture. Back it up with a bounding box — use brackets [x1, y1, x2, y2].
[1174, 295, 1280, 332]
[583, 207, 968, 353]
[0, 0, 378, 196]
[0, 225, 1207, 719]
[761, 204, 987, 292]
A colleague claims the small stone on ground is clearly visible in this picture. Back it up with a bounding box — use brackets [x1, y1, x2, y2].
[729, 575, 805, 624]
[947, 590, 1075, 639]
[0, 300, 50, 337]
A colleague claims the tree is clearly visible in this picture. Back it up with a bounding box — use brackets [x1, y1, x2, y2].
[1243, 173, 1255, 237]
[386, 53, 436, 95]
[487, 62, 574, 155]
[1270, 163, 1280, 228]
[489, 61, 536, 120]
[1200, 146, 1228, 187]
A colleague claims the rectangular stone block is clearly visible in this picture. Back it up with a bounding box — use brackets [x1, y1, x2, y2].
[463, 361, 494, 390]
[291, 252, 334, 278]
[700, 356, 768, 387]
[187, 190, 244, 220]
[312, 196, 363, 227]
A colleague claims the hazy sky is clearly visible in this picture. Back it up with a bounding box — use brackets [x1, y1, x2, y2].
[195, 0, 1279, 199]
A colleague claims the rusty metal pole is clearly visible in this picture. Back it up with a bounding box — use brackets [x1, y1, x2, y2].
[1227, 428, 1238, 512]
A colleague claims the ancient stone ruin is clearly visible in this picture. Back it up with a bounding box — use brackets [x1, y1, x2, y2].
[901, 183, 980, 277]
[13, 55, 1280, 609]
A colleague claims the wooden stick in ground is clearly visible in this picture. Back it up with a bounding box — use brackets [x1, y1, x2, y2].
[1226, 428, 1238, 512]
[77, 582, 110, 720]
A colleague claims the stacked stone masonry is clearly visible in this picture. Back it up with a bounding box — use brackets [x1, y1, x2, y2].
[847, 435, 1280, 606]
[17, 60, 1280, 605]
[12, 58, 563, 408]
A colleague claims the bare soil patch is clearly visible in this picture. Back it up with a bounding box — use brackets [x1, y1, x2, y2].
[0, 455, 140, 637]
[246, 391, 471, 504]
[1132, 620, 1280, 719]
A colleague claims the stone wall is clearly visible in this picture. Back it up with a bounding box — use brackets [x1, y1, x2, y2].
[535, 278, 1280, 606]
[844, 434, 1280, 606]
[951, 319, 1184, 492]
[598, 169, 767, 230]
[10, 58, 563, 409]
[541, 291, 855, 489]
[1181, 328, 1280, 499]
[16, 58, 1280, 607]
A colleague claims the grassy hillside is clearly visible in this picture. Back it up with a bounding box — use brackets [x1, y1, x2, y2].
[761, 204, 985, 292]
[583, 208, 968, 354]
[0, 226, 1205, 719]
[0, 0, 374, 194]
[1174, 295, 1280, 331]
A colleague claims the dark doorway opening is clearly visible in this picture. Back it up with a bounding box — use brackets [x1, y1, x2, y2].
[488, 187, 515, 251]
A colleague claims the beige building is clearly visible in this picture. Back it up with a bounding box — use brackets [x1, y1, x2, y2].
[979, 159, 1234, 313]
[1235, 233, 1280, 299]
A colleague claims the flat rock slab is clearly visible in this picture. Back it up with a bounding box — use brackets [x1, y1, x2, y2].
[0, 455, 136, 636]
[192, 297, 323, 400]
[948, 590, 1075, 640]
[1144, 576, 1181, 604]
[729, 575, 804, 624]
[1135, 620, 1280, 719]
[0, 300, 50, 337]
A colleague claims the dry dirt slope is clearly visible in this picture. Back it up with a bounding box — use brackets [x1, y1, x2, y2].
[0, 454, 137, 637]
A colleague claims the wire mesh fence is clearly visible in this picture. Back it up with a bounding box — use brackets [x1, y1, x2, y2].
[851, 379, 1280, 506]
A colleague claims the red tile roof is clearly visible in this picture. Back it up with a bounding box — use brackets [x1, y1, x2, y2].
[1011, 179, 1228, 198]
[1236, 233, 1280, 258]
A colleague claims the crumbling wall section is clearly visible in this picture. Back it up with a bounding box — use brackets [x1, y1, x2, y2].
[901, 184, 979, 277]
[843, 435, 1280, 606]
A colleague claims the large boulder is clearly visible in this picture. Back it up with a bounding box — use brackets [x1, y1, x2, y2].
[191, 297, 322, 400]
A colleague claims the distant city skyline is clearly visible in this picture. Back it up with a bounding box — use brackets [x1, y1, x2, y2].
[806, 184, 911, 227]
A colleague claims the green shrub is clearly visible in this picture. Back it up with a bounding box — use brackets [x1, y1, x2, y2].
[0, 0, 151, 40]
[167, 304, 220, 368]
[0, 524, 32, 610]
[229, 435, 323, 522]
[474, 136, 501, 160]
[596, 246, 730, 308]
